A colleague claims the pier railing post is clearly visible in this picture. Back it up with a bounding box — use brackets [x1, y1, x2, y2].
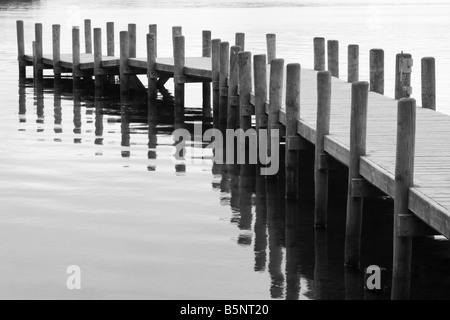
[94, 28, 104, 92]
[392, 98, 416, 300]
[421, 57, 436, 110]
[172, 26, 182, 57]
[16, 20, 26, 80]
[327, 40, 339, 78]
[202, 30, 212, 121]
[120, 31, 130, 100]
[84, 19, 92, 54]
[52, 24, 61, 83]
[314, 71, 332, 227]
[344, 81, 369, 267]
[107, 22, 115, 56]
[211, 39, 221, 126]
[228, 45, 241, 130]
[128, 24, 137, 58]
[266, 34, 276, 64]
[72, 26, 81, 88]
[35, 23, 43, 83]
[314, 37, 325, 71]
[395, 53, 413, 100]
[285, 63, 301, 199]
[147, 33, 157, 120]
[149, 24, 157, 57]
[370, 49, 384, 94]
[219, 42, 230, 125]
[347, 44, 359, 83]
[174, 35, 185, 124]
[235, 33, 245, 51]
[268, 58, 284, 174]
[254, 54, 268, 133]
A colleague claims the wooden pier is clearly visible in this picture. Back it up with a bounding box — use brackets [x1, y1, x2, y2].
[16, 20, 450, 300]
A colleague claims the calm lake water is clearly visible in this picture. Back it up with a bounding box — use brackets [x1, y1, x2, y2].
[1, 0, 450, 300]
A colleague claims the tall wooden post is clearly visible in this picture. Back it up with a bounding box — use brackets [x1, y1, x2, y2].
[327, 40, 339, 78]
[268, 58, 284, 159]
[228, 45, 241, 129]
[128, 24, 137, 58]
[239, 51, 252, 131]
[421, 57, 436, 110]
[314, 37, 325, 71]
[174, 35, 185, 124]
[347, 44, 359, 83]
[16, 20, 26, 80]
[211, 39, 221, 126]
[314, 71, 332, 227]
[285, 63, 301, 199]
[219, 41, 230, 125]
[107, 22, 115, 56]
[84, 19, 92, 54]
[370, 49, 384, 94]
[35, 23, 43, 83]
[344, 81, 369, 267]
[147, 33, 157, 120]
[94, 28, 105, 92]
[52, 24, 61, 84]
[254, 54, 268, 133]
[392, 98, 416, 300]
[395, 53, 413, 100]
[120, 31, 130, 100]
[235, 32, 245, 51]
[266, 34, 276, 64]
[72, 26, 81, 89]
[202, 30, 212, 120]
[149, 24, 157, 57]
[172, 26, 182, 57]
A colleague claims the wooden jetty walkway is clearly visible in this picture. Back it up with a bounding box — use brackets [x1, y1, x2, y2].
[16, 20, 450, 300]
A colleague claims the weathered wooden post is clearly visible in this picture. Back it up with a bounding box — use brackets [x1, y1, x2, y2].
[268, 58, 284, 161]
[235, 33, 245, 51]
[314, 71, 332, 227]
[147, 33, 157, 120]
[32, 41, 36, 82]
[314, 37, 325, 71]
[370, 49, 384, 94]
[84, 19, 92, 54]
[285, 63, 301, 198]
[344, 81, 369, 267]
[149, 24, 157, 56]
[16, 20, 26, 80]
[239, 51, 252, 131]
[94, 28, 105, 92]
[211, 39, 221, 126]
[228, 45, 241, 129]
[174, 35, 185, 124]
[72, 26, 81, 89]
[128, 24, 137, 58]
[392, 98, 416, 300]
[35, 23, 43, 83]
[219, 41, 230, 125]
[395, 53, 413, 99]
[421, 57, 436, 110]
[327, 40, 339, 78]
[107, 22, 115, 56]
[254, 54, 268, 133]
[172, 26, 182, 57]
[266, 34, 276, 64]
[202, 30, 212, 120]
[52, 24, 61, 83]
[120, 31, 130, 100]
[348, 44, 359, 83]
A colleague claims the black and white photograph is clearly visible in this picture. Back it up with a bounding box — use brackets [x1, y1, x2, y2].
[1, 0, 450, 304]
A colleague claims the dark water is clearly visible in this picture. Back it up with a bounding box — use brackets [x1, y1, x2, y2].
[1, 0, 450, 300]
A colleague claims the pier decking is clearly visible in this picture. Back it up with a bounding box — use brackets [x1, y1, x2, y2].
[16, 20, 450, 300]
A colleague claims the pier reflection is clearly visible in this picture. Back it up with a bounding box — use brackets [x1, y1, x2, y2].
[54, 82, 63, 135]
[73, 84, 82, 144]
[18, 83, 26, 124]
[35, 82, 44, 130]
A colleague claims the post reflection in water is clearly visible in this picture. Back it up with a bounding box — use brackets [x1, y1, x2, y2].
[120, 102, 131, 158]
[237, 164, 255, 246]
[285, 199, 302, 300]
[94, 89, 104, 146]
[54, 82, 63, 136]
[18, 83, 26, 124]
[73, 83, 82, 144]
[254, 173, 267, 272]
[35, 82, 44, 131]
[313, 228, 329, 300]
[147, 116, 157, 172]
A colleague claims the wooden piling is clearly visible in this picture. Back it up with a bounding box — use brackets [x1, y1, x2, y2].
[149, 24, 157, 56]
[421, 57, 436, 110]
[327, 40, 339, 78]
[35, 23, 43, 82]
[172, 26, 182, 57]
[370, 49, 384, 94]
[16, 20, 26, 80]
[344, 81, 369, 267]
[391, 98, 416, 300]
[314, 71, 332, 227]
[202, 30, 212, 120]
[219, 41, 230, 125]
[228, 45, 241, 129]
[395, 53, 413, 100]
[347, 44, 359, 83]
[254, 54, 268, 132]
[84, 19, 92, 54]
[52, 24, 61, 83]
[94, 28, 104, 91]
[239, 51, 252, 131]
[147, 33, 157, 120]
[174, 35, 185, 124]
[266, 34, 276, 64]
[268, 58, 284, 157]
[314, 37, 325, 71]
[107, 22, 115, 56]
[211, 39, 221, 126]
[72, 26, 81, 88]
[120, 31, 130, 99]
[285, 63, 301, 199]
[235, 33, 245, 51]
[128, 24, 137, 58]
